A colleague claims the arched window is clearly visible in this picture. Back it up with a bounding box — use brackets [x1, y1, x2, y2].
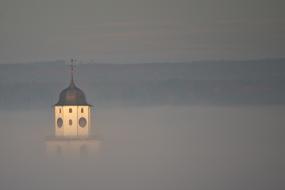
[69, 108, 72, 113]
[57, 118, 63, 128]
[69, 119, 72, 125]
[59, 108, 61, 113]
[79, 117, 87, 127]
[81, 108, 84, 113]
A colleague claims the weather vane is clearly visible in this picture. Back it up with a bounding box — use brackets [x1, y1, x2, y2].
[68, 57, 79, 80]
[65, 56, 79, 66]
[70, 58, 76, 74]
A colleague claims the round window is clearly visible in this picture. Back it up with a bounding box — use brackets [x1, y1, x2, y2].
[57, 118, 63, 128]
[79, 117, 87, 128]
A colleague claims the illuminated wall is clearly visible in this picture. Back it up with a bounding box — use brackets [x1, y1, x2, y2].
[54, 105, 91, 137]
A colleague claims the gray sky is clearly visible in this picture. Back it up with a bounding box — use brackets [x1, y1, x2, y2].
[0, 0, 284, 63]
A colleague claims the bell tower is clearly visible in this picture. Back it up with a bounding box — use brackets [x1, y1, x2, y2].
[46, 60, 99, 159]
[53, 59, 92, 138]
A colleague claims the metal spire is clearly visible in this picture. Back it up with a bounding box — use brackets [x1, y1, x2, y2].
[70, 58, 76, 86]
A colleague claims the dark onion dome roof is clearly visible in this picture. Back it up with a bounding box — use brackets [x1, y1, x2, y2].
[55, 65, 91, 106]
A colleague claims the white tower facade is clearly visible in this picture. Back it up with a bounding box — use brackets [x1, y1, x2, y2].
[54, 105, 91, 137]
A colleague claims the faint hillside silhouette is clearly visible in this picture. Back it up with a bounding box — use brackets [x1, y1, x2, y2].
[1, 58, 285, 109]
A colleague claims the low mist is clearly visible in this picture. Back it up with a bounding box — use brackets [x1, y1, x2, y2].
[0, 60, 284, 190]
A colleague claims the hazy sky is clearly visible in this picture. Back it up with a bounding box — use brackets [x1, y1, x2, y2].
[0, 0, 284, 63]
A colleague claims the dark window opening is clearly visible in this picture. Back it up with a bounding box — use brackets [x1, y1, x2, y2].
[79, 117, 87, 127]
[57, 118, 63, 128]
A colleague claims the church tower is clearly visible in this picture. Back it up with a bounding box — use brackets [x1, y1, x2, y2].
[47, 62, 99, 159]
[53, 61, 92, 138]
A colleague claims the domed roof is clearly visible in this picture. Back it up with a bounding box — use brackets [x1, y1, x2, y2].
[55, 65, 90, 106]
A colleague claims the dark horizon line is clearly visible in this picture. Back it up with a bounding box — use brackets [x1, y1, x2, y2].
[0, 57, 285, 65]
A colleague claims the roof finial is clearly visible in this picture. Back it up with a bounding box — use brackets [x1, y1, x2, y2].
[70, 58, 76, 86]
